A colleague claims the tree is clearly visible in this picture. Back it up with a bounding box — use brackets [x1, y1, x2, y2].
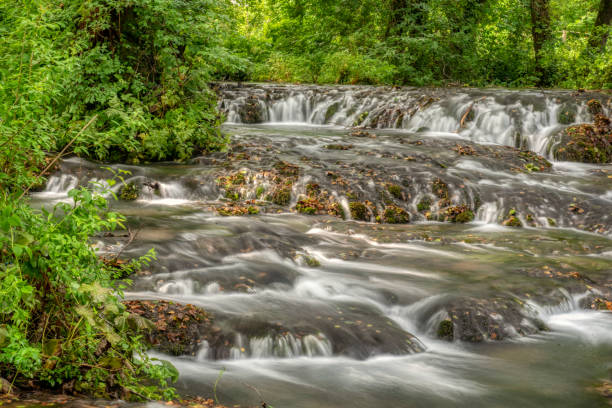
[589, 0, 612, 51]
[385, 0, 426, 38]
[530, 0, 552, 86]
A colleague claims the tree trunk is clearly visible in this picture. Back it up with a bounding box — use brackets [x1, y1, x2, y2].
[530, 0, 552, 86]
[589, 0, 612, 51]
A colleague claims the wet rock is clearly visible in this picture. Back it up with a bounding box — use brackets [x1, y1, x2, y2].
[440, 297, 545, 342]
[551, 114, 611, 163]
[119, 182, 139, 201]
[325, 102, 341, 123]
[269, 186, 291, 206]
[587, 99, 604, 116]
[238, 95, 263, 124]
[349, 202, 369, 221]
[437, 320, 454, 341]
[123, 300, 229, 357]
[557, 102, 577, 124]
[502, 209, 522, 227]
[386, 183, 403, 200]
[382, 205, 410, 224]
[216, 205, 259, 216]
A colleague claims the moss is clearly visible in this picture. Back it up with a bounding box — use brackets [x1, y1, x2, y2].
[557, 103, 577, 124]
[330, 202, 346, 219]
[255, 185, 265, 199]
[353, 111, 369, 126]
[306, 183, 320, 196]
[325, 144, 353, 150]
[217, 205, 260, 216]
[444, 205, 474, 223]
[553, 119, 611, 164]
[587, 99, 603, 116]
[417, 197, 431, 212]
[437, 320, 454, 341]
[325, 103, 340, 122]
[119, 182, 139, 201]
[225, 188, 240, 201]
[454, 210, 474, 223]
[273, 161, 300, 177]
[383, 206, 410, 224]
[270, 186, 292, 206]
[386, 184, 403, 200]
[349, 201, 369, 221]
[547, 217, 556, 227]
[503, 209, 523, 227]
[304, 255, 321, 267]
[432, 178, 449, 202]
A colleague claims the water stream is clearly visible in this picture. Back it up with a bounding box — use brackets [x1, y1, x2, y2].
[33, 84, 611, 407]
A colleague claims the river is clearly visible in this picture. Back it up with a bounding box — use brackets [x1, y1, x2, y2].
[33, 84, 612, 407]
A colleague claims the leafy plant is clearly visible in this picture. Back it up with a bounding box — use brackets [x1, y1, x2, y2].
[0, 177, 176, 400]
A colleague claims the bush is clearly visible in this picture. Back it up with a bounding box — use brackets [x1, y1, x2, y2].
[0, 182, 176, 399]
[0, 0, 244, 164]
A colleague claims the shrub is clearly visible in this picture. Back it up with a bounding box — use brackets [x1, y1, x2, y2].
[0, 182, 176, 399]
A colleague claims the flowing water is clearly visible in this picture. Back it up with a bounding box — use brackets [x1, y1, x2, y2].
[33, 84, 612, 407]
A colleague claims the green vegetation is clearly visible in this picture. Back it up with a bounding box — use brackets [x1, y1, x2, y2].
[0, 182, 176, 399]
[233, 0, 612, 88]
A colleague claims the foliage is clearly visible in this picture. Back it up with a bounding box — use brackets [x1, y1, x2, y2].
[232, 0, 611, 88]
[0, 0, 249, 165]
[0, 179, 177, 399]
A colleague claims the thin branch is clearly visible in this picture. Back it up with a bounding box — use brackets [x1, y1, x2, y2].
[18, 115, 98, 200]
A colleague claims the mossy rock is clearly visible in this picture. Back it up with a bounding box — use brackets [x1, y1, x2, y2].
[306, 183, 320, 196]
[270, 186, 291, 206]
[551, 122, 611, 164]
[325, 102, 341, 123]
[239, 95, 263, 124]
[273, 160, 300, 177]
[557, 103, 577, 125]
[503, 209, 522, 227]
[383, 206, 410, 224]
[444, 205, 474, 223]
[432, 178, 449, 201]
[120, 183, 139, 201]
[353, 111, 369, 126]
[330, 202, 346, 219]
[349, 202, 369, 221]
[417, 197, 431, 212]
[325, 144, 353, 150]
[225, 188, 241, 201]
[437, 320, 454, 341]
[454, 210, 474, 223]
[217, 205, 259, 216]
[386, 184, 403, 200]
[587, 99, 604, 116]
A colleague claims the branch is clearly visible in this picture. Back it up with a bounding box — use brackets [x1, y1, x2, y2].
[18, 115, 98, 200]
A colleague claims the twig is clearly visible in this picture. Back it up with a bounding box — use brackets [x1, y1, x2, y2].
[242, 382, 272, 408]
[18, 115, 98, 200]
[459, 97, 486, 130]
[113, 227, 140, 261]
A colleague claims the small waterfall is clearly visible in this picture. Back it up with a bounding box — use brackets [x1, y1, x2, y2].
[42, 174, 79, 195]
[218, 83, 608, 157]
[224, 333, 333, 360]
